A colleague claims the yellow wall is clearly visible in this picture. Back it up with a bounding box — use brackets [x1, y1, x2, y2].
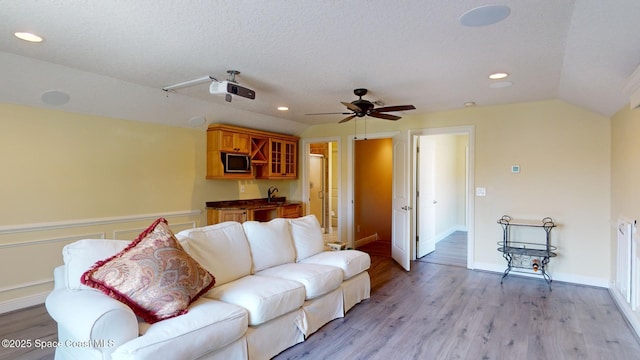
[0, 98, 616, 310]
[299, 99, 611, 285]
[0, 103, 294, 309]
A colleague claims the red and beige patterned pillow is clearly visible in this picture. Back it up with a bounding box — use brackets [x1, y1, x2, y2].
[81, 218, 215, 323]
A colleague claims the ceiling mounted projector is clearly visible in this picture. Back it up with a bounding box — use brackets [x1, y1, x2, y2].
[162, 70, 255, 102]
[209, 81, 255, 100]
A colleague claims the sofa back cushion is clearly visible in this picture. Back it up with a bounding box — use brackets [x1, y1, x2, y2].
[63, 239, 131, 290]
[289, 215, 325, 262]
[242, 218, 295, 272]
[177, 221, 252, 286]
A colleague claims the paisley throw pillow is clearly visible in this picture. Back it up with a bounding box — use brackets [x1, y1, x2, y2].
[81, 218, 215, 323]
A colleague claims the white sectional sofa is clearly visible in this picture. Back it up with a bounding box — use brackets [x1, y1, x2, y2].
[46, 215, 371, 360]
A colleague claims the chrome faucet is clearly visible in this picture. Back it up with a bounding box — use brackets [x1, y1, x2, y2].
[267, 186, 279, 203]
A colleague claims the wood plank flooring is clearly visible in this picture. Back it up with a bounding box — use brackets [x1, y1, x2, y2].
[2, 254, 639, 360]
[0, 304, 56, 360]
[418, 231, 467, 268]
[275, 255, 640, 360]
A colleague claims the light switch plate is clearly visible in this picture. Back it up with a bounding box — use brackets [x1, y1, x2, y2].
[476, 187, 486, 196]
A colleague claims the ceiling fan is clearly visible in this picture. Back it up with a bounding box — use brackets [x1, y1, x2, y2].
[307, 88, 416, 123]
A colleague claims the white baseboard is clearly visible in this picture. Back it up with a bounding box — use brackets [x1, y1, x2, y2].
[434, 225, 467, 244]
[609, 286, 640, 339]
[472, 261, 609, 288]
[0, 291, 49, 314]
[355, 233, 379, 248]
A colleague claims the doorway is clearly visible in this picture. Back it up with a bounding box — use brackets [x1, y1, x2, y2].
[415, 133, 469, 267]
[412, 127, 474, 269]
[347, 127, 474, 270]
[353, 138, 393, 256]
[306, 140, 339, 243]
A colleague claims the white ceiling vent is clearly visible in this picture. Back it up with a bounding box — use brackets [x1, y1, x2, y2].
[624, 64, 640, 109]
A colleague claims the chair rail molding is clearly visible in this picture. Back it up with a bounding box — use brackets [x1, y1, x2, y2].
[0, 209, 201, 235]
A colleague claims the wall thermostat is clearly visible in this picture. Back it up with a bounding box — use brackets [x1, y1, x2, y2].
[511, 165, 520, 173]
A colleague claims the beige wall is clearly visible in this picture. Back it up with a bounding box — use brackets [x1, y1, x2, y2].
[0, 98, 616, 310]
[0, 103, 294, 310]
[299, 99, 611, 285]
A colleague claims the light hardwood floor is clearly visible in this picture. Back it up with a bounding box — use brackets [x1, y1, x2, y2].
[418, 231, 468, 268]
[275, 255, 640, 359]
[2, 255, 639, 360]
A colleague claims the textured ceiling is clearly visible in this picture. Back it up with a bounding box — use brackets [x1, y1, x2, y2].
[1, 1, 640, 134]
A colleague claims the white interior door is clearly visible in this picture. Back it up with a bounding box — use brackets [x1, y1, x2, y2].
[392, 130, 411, 271]
[417, 136, 437, 258]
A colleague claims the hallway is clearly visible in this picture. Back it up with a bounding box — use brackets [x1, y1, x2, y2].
[418, 231, 467, 268]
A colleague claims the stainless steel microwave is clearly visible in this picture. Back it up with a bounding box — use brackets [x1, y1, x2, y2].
[221, 153, 251, 173]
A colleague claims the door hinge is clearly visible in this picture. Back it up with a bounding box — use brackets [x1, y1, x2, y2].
[416, 235, 419, 242]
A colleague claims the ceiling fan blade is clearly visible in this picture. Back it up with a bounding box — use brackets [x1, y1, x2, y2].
[305, 112, 353, 116]
[368, 112, 401, 121]
[341, 101, 362, 113]
[338, 114, 357, 123]
[373, 105, 416, 113]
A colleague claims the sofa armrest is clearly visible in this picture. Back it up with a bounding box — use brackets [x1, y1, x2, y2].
[45, 286, 138, 350]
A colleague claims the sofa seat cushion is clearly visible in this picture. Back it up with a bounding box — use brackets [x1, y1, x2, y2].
[205, 275, 305, 326]
[177, 221, 252, 286]
[113, 298, 248, 360]
[301, 250, 371, 280]
[256, 263, 343, 300]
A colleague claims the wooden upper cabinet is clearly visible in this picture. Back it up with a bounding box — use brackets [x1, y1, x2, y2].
[219, 130, 250, 154]
[266, 139, 297, 179]
[207, 124, 298, 180]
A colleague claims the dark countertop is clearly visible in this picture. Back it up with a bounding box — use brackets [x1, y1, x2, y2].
[206, 197, 301, 210]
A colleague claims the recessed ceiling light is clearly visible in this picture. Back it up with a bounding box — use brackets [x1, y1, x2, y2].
[464, 102, 476, 107]
[277, 106, 289, 111]
[489, 72, 509, 80]
[460, 5, 511, 27]
[14, 32, 43, 43]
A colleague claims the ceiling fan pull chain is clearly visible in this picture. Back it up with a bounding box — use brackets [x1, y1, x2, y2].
[353, 116, 357, 139]
[364, 118, 367, 140]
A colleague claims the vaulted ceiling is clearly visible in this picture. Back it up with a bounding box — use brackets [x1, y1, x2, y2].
[2, 1, 640, 134]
